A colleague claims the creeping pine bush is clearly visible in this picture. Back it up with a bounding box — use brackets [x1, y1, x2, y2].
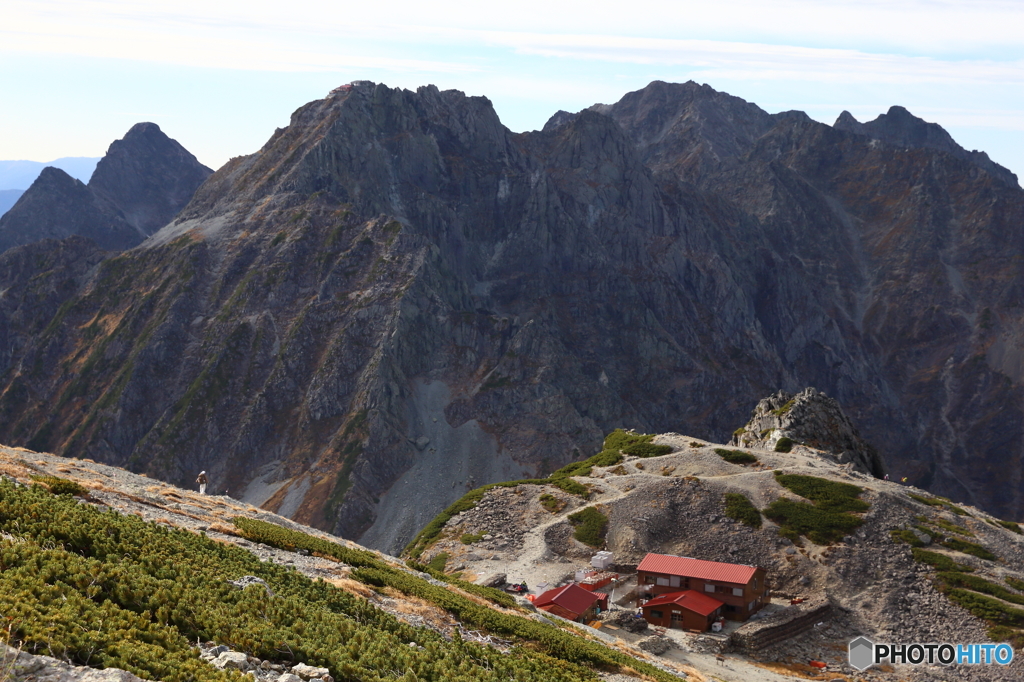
[0, 480, 691, 682]
[764, 473, 869, 544]
[941, 537, 997, 562]
[773, 437, 794, 453]
[567, 507, 608, 548]
[29, 475, 87, 497]
[911, 548, 974, 572]
[724, 493, 762, 528]
[713, 449, 758, 465]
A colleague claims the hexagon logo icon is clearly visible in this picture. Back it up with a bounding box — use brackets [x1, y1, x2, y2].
[849, 636, 875, 671]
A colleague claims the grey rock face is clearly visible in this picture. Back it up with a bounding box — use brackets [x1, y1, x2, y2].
[89, 122, 213, 236]
[0, 643, 146, 682]
[731, 387, 886, 476]
[2, 80, 1024, 553]
[834, 106, 1019, 187]
[0, 123, 211, 254]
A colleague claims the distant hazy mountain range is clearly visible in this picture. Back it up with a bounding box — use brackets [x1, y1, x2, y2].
[0, 190, 23, 217]
[0, 157, 100, 190]
[0, 157, 101, 218]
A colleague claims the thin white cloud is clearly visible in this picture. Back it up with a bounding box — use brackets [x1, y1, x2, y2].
[12, 1, 1024, 53]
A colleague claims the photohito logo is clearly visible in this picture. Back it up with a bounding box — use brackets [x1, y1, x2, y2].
[848, 637, 1014, 671]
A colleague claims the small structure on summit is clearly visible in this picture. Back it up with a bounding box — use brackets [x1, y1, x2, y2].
[636, 553, 769, 626]
[533, 583, 607, 622]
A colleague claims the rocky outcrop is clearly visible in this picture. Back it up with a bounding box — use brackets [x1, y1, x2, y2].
[0, 123, 211, 254]
[1, 643, 146, 682]
[834, 106, 1019, 187]
[1, 80, 1024, 553]
[730, 388, 886, 476]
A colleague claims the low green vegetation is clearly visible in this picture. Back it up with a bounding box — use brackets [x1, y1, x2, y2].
[621, 442, 672, 458]
[928, 517, 974, 537]
[891, 529, 926, 548]
[4, 479, 611, 682]
[764, 473, 869, 544]
[941, 590, 1024, 628]
[426, 552, 449, 573]
[29, 474, 87, 497]
[1007, 577, 1024, 592]
[937, 572, 1024, 606]
[539, 493, 565, 513]
[941, 537, 998, 562]
[774, 437, 794, 453]
[233, 516, 686, 677]
[461, 532, 485, 544]
[911, 548, 974, 572]
[908, 493, 969, 516]
[567, 507, 608, 548]
[724, 493, 762, 528]
[402, 560, 516, 609]
[713, 448, 759, 465]
[995, 519, 1023, 535]
[771, 399, 796, 416]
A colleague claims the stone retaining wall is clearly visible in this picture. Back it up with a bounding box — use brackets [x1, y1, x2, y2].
[729, 599, 832, 651]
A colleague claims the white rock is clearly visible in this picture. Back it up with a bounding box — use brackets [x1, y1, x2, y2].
[277, 675, 303, 682]
[213, 651, 251, 670]
[291, 663, 330, 680]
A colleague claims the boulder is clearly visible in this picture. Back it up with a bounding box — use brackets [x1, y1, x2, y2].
[213, 651, 250, 670]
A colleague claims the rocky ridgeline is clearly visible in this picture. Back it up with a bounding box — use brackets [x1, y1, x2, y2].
[3, 78, 1024, 553]
[731, 387, 886, 477]
[0, 123, 210, 254]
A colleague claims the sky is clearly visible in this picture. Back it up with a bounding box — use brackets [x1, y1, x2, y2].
[3, 0, 1024, 179]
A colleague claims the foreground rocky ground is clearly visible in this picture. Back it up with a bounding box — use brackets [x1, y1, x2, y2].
[3, 430, 1024, 682]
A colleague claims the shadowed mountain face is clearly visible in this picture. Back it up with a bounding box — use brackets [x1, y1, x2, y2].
[1, 80, 1022, 554]
[0, 123, 211, 254]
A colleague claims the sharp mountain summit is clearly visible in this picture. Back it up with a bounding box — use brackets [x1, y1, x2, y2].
[1, 80, 1022, 554]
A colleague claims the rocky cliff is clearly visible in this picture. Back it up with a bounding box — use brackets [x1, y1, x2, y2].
[1, 80, 1023, 554]
[730, 387, 885, 476]
[0, 123, 211, 253]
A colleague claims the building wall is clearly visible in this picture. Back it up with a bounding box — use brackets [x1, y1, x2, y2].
[642, 605, 715, 631]
[637, 567, 769, 621]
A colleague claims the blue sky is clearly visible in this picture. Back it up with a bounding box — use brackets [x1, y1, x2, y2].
[3, 0, 1024, 178]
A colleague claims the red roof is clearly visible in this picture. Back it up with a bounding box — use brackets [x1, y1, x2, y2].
[534, 583, 600, 619]
[538, 603, 580, 620]
[643, 590, 724, 617]
[637, 553, 758, 584]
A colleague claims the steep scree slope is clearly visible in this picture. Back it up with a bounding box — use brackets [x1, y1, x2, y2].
[0, 81, 1022, 554]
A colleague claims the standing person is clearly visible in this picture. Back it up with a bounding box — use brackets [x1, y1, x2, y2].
[196, 471, 208, 494]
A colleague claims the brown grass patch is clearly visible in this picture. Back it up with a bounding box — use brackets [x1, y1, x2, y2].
[56, 467, 73, 473]
[209, 522, 241, 536]
[327, 577, 376, 600]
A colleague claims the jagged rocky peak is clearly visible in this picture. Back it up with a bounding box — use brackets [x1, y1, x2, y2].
[592, 80, 775, 179]
[89, 122, 213, 235]
[0, 167, 135, 253]
[834, 106, 1018, 187]
[0, 123, 211, 254]
[731, 387, 886, 477]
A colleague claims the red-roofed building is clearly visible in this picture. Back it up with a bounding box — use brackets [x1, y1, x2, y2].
[637, 553, 769, 621]
[640, 590, 724, 631]
[534, 583, 602, 622]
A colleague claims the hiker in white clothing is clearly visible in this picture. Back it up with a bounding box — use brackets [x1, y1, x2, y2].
[196, 471, 208, 495]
